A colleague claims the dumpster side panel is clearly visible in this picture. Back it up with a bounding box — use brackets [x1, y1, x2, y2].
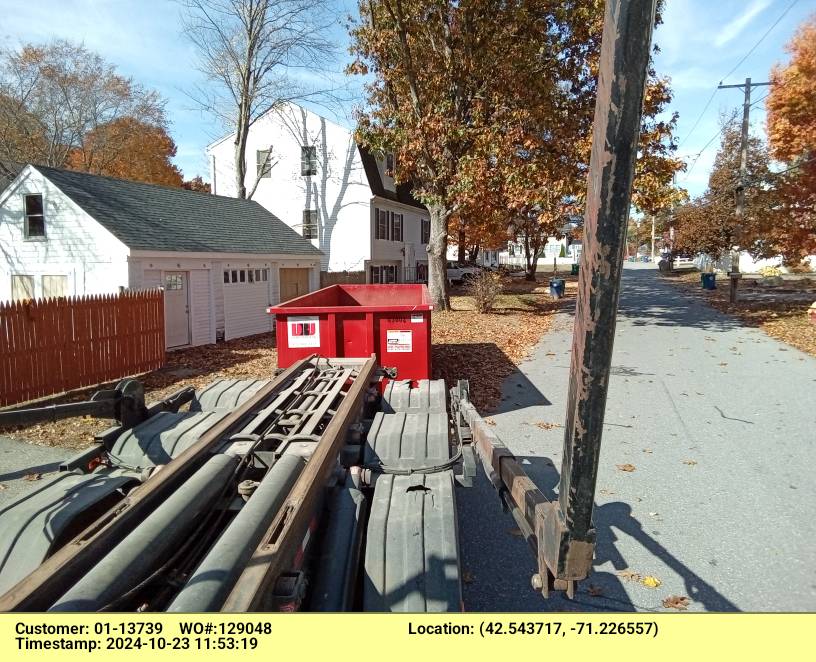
[376, 312, 431, 381]
[276, 313, 336, 367]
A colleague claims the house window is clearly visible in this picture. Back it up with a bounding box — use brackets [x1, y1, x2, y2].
[421, 218, 430, 244]
[255, 269, 262, 281]
[42, 275, 67, 298]
[24, 194, 45, 239]
[390, 212, 403, 242]
[231, 269, 238, 283]
[11, 274, 34, 301]
[370, 265, 397, 284]
[375, 209, 389, 240]
[239, 269, 246, 283]
[301, 145, 317, 176]
[165, 274, 183, 290]
[248, 269, 255, 283]
[303, 210, 318, 239]
[385, 152, 395, 175]
[261, 269, 268, 281]
[256, 149, 272, 178]
[224, 271, 230, 284]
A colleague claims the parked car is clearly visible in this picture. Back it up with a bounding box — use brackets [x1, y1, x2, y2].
[446, 262, 481, 284]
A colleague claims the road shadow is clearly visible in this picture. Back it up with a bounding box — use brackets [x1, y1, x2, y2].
[0, 461, 61, 482]
[459, 455, 739, 612]
[432, 342, 548, 414]
[618, 270, 743, 331]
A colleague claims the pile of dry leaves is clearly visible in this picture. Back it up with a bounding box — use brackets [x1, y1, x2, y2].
[663, 271, 816, 357]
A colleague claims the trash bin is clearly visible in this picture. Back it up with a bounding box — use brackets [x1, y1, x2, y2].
[701, 273, 717, 290]
[570, 264, 579, 275]
[268, 284, 433, 381]
[549, 278, 566, 299]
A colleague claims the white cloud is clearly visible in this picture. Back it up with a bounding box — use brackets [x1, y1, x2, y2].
[714, 0, 771, 47]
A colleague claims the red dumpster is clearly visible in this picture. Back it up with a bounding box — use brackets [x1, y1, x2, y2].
[268, 284, 433, 381]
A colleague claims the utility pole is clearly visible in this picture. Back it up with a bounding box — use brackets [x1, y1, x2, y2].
[650, 215, 656, 260]
[717, 77, 769, 303]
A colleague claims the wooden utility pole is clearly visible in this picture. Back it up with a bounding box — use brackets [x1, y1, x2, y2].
[717, 77, 769, 303]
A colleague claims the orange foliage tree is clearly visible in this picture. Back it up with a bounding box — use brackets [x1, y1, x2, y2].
[68, 117, 183, 187]
[765, 14, 816, 262]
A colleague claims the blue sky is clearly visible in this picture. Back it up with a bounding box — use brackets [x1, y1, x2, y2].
[0, 0, 813, 196]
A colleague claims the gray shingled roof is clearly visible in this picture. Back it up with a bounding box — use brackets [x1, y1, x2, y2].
[33, 165, 322, 256]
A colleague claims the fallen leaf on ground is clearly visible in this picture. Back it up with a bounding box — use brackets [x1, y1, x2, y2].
[641, 576, 662, 589]
[534, 421, 561, 430]
[616, 463, 636, 472]
[484, 417, 496, 426]
[462, 570, 475, 584]
[24, 473, 42, 481]
[683, 459, 698, 466]
[0, 484, 6, 490]
[617, 570, 642, 582]
[587, 585, 604, 597]
[599, 489, 616, 496]
[663, 595, 691, 610]
[642, 448, 653, 453]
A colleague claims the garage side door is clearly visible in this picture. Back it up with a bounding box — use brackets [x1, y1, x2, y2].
[279, 268, 310, 303]
[224, 266, 273, 340]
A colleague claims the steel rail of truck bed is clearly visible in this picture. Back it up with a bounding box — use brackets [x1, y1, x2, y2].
[222, 356, 378, 611]
[0, 357, 314, 612]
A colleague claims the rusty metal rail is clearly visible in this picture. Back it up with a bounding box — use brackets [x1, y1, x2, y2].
[222, 356, 378, 611]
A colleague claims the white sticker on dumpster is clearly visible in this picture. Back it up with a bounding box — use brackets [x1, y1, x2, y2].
[386, 330, 412, 353]
[410, 314, 424, 323]
[287, 315, 320, 348]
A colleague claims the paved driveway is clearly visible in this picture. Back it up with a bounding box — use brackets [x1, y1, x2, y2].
[0, 436, 67, 507]
[458, 263, 816, 612]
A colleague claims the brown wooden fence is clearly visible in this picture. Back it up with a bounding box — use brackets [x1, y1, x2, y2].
[0, 290, 165, 407]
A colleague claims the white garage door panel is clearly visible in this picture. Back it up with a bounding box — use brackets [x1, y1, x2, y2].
[224, 267, 272, 340]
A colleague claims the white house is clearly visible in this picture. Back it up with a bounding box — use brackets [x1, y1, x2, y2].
[0, 164, 322, 348]
[206, 103, 432, 284]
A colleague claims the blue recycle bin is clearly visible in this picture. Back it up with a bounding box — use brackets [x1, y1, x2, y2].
[701, 273, 717, 290]
[549, 278, 566, 299]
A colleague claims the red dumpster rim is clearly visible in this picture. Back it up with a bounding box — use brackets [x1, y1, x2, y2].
[267, 283, 434, 315]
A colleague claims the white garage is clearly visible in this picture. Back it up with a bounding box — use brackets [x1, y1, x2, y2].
[0, 164, 322, 348]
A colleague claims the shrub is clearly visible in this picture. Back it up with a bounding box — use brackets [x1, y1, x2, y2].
[759, 265, 783, 277]
[466, 270, 505, 313]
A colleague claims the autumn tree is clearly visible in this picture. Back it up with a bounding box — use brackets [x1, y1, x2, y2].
[674, 116, 773, 260]
[183, 176, 212, 193]
[66, 118, 183, 187]
[179, 0, 337, 200]
[0, 40, 167, 171]
[350, 0, 596, 307]
[765, 13, 816, 262]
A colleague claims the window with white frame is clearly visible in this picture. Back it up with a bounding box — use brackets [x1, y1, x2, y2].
[385, 152, 395, 175]
[376, 209, 389, 240]
[303, 210, 318, 239]
[301, 145, 317, 176]
[390, 212, 403, 242]
[24, 194, 45, 239]
[257, 149, 272, 178]
[370, 264, 397, 284]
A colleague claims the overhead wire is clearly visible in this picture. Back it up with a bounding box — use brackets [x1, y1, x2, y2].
[675, 0, 798, 151]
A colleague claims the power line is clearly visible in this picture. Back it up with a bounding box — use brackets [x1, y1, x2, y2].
[719, 0, 799, 84]
[676, 0, 798, 149]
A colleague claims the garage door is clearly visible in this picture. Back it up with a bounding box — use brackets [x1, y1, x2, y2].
[223, 266, 273, 340]
[279, 268, 310, 303]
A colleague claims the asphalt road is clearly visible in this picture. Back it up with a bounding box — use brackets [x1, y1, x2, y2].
[458, 263, 816, 612]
